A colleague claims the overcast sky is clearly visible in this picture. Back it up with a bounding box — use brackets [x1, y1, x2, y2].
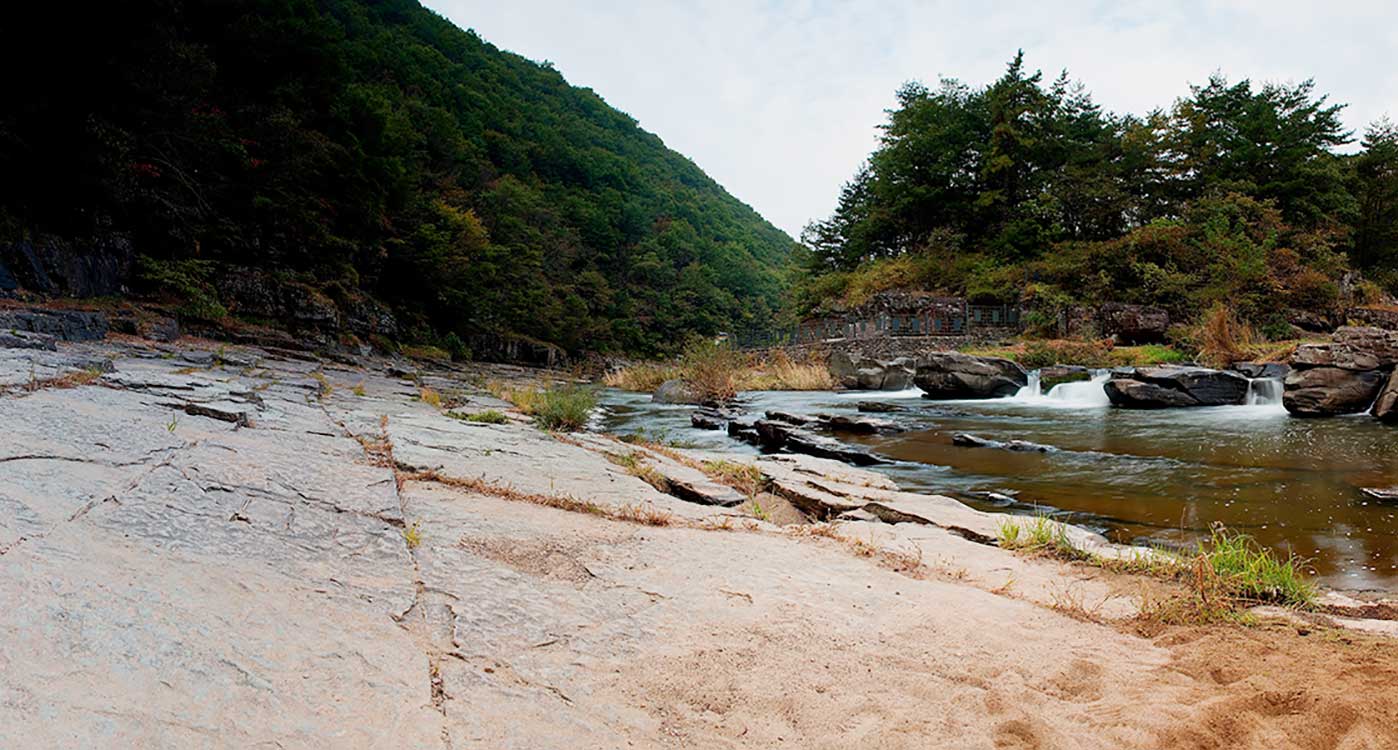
[424, 1, 1398, 239]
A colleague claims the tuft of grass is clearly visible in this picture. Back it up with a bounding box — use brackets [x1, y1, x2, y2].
[749, 497, 769, 522]
[527, 385, 598, 432]
[418, 386, 442, 409]
[352, 382, 367, 397]
[702, 459, 765, 498]
[309, 371, 333, 398]
[998, 514, 1315, 623]
[400, 344, 452, 363]
[997, 513, 1091, 561]
[1197, 527, 1314, 607]
[739, 349, 835, 391]
[448, 409, 508, 424]
[403, 521, 422, 549]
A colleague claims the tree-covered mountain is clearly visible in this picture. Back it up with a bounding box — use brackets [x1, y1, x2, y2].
[800, 52, 1398, 335]
[0, 0, 794, 355]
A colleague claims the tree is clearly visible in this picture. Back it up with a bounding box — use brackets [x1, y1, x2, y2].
[1353, 118, 1398, 270]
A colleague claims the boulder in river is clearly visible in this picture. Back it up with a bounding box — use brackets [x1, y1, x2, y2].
[951, 433, 1054, 453]
[829, 352, 916, 390]
[856, 401, 903, 413]
[752, 419, 884, 466]
[914, 352, 1027, 400]
[1104, 366, 1248, 408]
[653, 378, 700, 404]
[1283, 366, 1386, 417]
[1231, 361, 1290, 379]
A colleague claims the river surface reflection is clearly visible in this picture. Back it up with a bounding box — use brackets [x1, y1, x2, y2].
[599, 382, 1398, 590]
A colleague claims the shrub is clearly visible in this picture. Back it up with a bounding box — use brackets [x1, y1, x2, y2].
[679, 338, 743, 403]
[135, 256, 227, 321]
[529, 385, 598, 431]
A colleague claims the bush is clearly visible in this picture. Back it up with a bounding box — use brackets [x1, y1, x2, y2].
[679, 338, 743, 403]
[135, 256, 227, 321]
[529, 385, 598, 432]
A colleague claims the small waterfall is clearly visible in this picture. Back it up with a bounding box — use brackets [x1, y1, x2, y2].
[1245, 377, 1284, 407]
[1045, 370, 1111, 407]
[1014, 370, 1042, 400]
[1011, 369, 1110, 407]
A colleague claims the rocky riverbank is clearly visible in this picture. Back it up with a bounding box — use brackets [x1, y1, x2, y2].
[6, 333, 1398, 747]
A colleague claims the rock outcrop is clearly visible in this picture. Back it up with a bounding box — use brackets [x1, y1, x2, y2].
[1039, 365, 1091, 390]
[914, 352, 1027, 399]
[1104, 366, 1249, 408]
[1284, 327, 1398, 417]
[1098, 302, 1170, 344]
[0, 234, 134, 298]
[0, 308, 108, 341]
[828, 352, 916, 390]
[1370, 370, 1398, 422]
[752, 419, 884, 466]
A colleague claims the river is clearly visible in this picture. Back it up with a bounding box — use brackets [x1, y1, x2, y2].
[599, 374, 1398, 590]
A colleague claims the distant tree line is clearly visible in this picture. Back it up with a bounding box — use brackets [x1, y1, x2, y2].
[0, 0, 794, 355]
[800, 52, 1398, 335]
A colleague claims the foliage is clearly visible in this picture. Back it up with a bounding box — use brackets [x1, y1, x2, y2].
[134, 256, 227, 321]
[0, 0, 793, 356]
[527, 385, 598, 432]
[678, 338, 743, 403]
[799, 52, 1386, 332]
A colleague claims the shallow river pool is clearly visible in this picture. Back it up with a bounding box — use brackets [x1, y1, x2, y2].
[599, 376, 1398, 590]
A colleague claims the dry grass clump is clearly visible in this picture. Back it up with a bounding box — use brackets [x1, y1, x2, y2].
[447, 409, 509, 424]
[680, 339, 743, 402]
[409, 468, 675, 526]
[602, 362, 681, 392]
[418, 386, 442, 408]
[701, 459, 765, 497]
[604, 347, 834, 396]
[739, 349, 835, 391]
[1196, 303, 1258, 368]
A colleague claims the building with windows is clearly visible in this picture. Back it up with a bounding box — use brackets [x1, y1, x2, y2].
[796, 292, 1021, 344]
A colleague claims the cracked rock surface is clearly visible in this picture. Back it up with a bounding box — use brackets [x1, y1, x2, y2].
[6, 339, 1398, 749]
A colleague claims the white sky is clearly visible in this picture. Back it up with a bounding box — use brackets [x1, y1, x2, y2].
[424, 0, 1398, 239]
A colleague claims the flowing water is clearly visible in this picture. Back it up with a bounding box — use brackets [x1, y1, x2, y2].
[599, 374, 1398, 590]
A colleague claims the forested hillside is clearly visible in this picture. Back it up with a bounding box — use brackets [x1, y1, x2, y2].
[0, 0, 793, 355]
[801, 52, 1398, 337]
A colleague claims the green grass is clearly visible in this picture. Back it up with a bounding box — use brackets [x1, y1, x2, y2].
[448, 409, 509, 424]
[529, 385, 599, 432]
[1197, 528, 1314, 606]
[1109, 344, 1190, 366]
[997, 515, 1316, 621]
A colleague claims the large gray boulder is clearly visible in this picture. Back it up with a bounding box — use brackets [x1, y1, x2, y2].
[1284, 366, 1386, 417]
[0, 309, 108, 341]
[652, 378, 699, 404]
[914, 352, 1027, 399]
[1104, 366, 1249, 408]
[1099, 303, 1169, 344]
[829, 352, 915, 390]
